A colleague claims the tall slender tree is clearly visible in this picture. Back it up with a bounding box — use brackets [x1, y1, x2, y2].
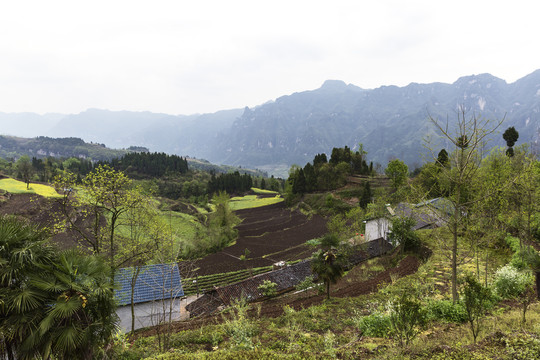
[16, 155, 33, 190]
[427, 107, 504, 302]
[503, 126, 519, 157]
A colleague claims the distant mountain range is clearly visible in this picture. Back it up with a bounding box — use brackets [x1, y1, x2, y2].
[2, 70, 540, 176]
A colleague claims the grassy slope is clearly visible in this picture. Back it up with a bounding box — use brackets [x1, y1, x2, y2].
[250, 187, 280, 195]
[118, 227, 540, 359]
[0, 178, 60, 197]
[229, 194, 283, 211]
[112, 208, 205, 258]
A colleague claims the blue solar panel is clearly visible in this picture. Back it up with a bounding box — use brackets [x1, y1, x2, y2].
[115, 263, 184, 306]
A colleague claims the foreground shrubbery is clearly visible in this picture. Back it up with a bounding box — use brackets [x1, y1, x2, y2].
[493, 264, 534, 299]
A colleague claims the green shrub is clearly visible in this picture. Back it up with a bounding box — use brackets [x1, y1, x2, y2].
[493, 264, 534, 299]
[504, 333, 540, 360]
[462, 273, 494, 344]
[424, 299, 468, 323]
[295, 275, 322, 293]
[222, 298, 257, 350]
[506, 236, 529, 269]
[388, 292, 426, 346]
[258, 280, 278, 297]
[353, 311, 392, 337]
[148, 348, 318, 360]
[390, 216, 421, 252]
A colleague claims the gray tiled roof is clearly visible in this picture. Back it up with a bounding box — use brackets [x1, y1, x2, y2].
[115, 263, 184, 306]
[395, 202, 440, 230]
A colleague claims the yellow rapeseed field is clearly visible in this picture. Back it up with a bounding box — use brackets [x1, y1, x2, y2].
[0, 178, 61, 198]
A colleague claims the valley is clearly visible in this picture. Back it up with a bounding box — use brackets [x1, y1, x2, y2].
[1, 75, 540, 359]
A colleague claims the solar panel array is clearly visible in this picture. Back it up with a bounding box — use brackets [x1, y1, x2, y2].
[115, 263, 184, 306]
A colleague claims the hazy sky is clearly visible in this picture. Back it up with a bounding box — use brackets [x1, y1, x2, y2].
[0, 0, 538, 115]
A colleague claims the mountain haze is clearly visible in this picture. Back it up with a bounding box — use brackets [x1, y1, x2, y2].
[2, 70, 540, 175]
[212, 72, 540, 172]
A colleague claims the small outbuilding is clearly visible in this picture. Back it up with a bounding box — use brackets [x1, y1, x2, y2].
[115, 263, 184, 332]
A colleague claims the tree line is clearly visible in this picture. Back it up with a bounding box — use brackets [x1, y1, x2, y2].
[105, 151, 189, 178]
[286, 145, 374, 207]
[206, 171, 253, 195]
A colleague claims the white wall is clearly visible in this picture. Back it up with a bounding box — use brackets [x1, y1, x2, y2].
[365, 218, 391, 241]
[117, 299, 182, 332]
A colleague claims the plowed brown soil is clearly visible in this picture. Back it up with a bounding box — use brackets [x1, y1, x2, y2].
[194, 202, 327, 275]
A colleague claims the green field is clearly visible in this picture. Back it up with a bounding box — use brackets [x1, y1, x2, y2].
[250, 187, 279, 195]
[0, 178, 60, 197]
[158, 210, 204, 241]
[229, 194, 283, 210]
[113, 209, 205, 254]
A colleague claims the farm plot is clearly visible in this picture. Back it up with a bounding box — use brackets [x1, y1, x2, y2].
[193, 202, 327, 276]
[0, 178, 60, 197]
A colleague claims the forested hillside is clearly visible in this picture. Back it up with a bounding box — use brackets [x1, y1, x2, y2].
[0, 135, 132, 161]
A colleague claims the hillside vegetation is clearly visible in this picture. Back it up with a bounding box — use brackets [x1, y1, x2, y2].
[1, 110, 540, 359]
[114, 117, 540, 359]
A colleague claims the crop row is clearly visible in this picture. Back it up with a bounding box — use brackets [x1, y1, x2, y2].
[182, 260, 302, 295]
[182, 266, 272, 295]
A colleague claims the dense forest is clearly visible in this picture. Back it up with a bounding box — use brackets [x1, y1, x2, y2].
[106, 152, 189, 177]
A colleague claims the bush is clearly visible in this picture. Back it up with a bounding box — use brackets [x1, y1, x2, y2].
[424, 299, 468, 323]
[295, 275, 319, 292]
[390, 216, 421, 252]
[258, 280, 278, 298]
[493, 264, 534, 299]
[462, 273, 494, 344]
[353, 311, 392, 337]
[222, 299, 257, 350]
[388, 292, 426, 346]
[506, 236, 529, 269]
[504, 333, 540, 360]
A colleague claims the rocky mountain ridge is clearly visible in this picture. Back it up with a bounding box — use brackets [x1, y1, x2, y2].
[2, 70, 539, 175]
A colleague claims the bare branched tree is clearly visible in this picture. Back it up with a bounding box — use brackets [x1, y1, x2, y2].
[425, 106, 504, 302]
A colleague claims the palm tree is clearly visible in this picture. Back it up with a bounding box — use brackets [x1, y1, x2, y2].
[0, 215, 118, 360]
[0, 215, 54, 360]
[31, 250, 118, 360]
[311, 234, 345, 299]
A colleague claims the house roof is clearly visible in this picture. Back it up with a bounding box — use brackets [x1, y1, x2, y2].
[114, 263, 184, 306]
[415, 197, 454, 216]
[395, 202, 443, 230]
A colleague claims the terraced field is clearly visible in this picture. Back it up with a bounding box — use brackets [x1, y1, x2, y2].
[193, 202, 327, 276]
